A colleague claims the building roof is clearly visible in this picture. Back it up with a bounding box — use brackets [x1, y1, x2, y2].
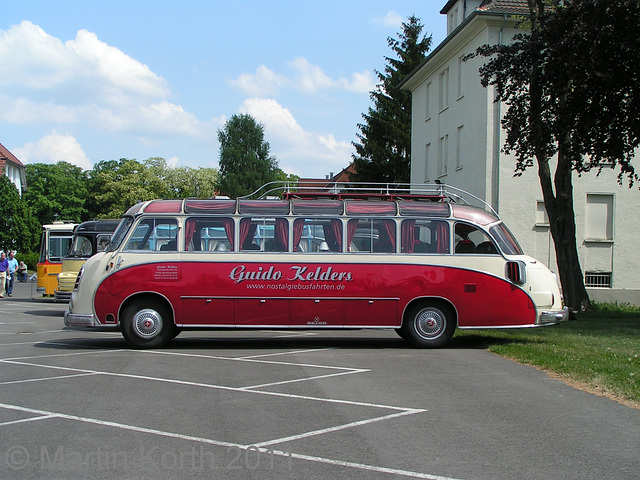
[478, 0, 528, 14]
[297, 163, 356, 190]
[401, 0, 529, 91]
[441, 0, 528, 15]
[0, 142, 24, 168]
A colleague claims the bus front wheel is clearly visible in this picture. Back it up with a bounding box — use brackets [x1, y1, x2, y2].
[121, 301, 175, 349]
[401, 301, 455, 348]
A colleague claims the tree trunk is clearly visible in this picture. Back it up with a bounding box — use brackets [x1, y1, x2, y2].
[528, 0, 591, 314]
[537, 151, 591, 314]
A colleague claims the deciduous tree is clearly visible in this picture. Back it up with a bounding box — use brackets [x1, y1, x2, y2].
[470, 0, 640, 312]
[216, 114, 279, 198]
[23, 162, 88, 225]
[0, 176, 36, 252]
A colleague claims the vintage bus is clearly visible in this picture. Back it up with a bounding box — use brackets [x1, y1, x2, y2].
[64, 183, 568, 348]
[36, 221, 77, 296]
[54, 219, 120, 302]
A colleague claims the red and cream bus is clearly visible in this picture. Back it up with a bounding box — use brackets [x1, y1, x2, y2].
[64, 183, 568, 348]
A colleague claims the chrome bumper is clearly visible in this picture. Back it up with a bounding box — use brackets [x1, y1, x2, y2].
[538, 307, 570, 325]
[64, 310, 98, 327]
[54, 290, 72, 302]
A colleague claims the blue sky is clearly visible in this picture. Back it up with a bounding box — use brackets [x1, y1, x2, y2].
[1, 1, 447, 178]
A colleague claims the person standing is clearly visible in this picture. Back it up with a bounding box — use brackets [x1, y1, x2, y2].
[6, 251, 18, 297]
[0, 252, 8, 298]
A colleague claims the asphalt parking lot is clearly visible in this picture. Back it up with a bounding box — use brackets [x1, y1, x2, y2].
[1, 281, 639, 480]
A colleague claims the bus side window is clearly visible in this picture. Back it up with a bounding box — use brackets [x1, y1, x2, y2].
[455, 223, 496, 254]
[401, 219, 450, 254]
[185, 218, 234, 252]
[347, 219, 395, 253]
[293, 218, 342, 252]
[240, 218, 288, 252]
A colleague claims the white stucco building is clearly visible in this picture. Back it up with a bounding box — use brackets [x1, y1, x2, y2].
[0, 142, 26, 195]
[402, 0, 640, 304]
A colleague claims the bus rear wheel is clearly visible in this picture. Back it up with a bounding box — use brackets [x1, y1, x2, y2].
[121, 300, 175, 349]
[401, 301, 455, 348]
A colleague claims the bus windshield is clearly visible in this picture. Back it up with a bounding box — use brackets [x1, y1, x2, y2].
[67, 236, 93, 257]
[107, 217, 134, 252]
[41, 232, 74, 263]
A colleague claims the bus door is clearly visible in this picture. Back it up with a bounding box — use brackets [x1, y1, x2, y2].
[181, 217, 236, 326]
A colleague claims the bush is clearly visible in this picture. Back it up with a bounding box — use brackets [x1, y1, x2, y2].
[18, 251, 39, 271]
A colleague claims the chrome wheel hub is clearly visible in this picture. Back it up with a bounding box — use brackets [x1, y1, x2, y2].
[415, 308, 445, 339]
[133, 308, 162, 338]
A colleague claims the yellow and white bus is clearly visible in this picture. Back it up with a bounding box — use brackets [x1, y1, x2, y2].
[36, 221, 77, 296]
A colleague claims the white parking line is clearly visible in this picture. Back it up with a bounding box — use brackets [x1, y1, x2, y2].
[0, 372, 97, 386]
[252, 409, 422, 447]
[1, 358, 418, 412]
[0, 342, 458, 478]
[0, 402, 459, 480]
[0, 414, 57, 427]
[241, 369, 368, 390]
[142, 348, 361, 371]
[238, 347, 333, 359]
[2, 349, 128, 361]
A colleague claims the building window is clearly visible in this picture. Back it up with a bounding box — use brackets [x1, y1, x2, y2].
[439, 68, 449, 111]
[425, 82, 431, 121]
[457, 55, 464, 99]
[585, 194, 613, 241]
[438, 135, 448, 177]
[584, 271, 612, 288]
[455, 125, 463, 170]
[535, 201, 549, 226]
[424, 143, 431, 182]
[448, 8, 459, 34]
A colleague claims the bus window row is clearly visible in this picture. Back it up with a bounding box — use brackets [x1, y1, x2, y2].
[122, 217, 499, 255]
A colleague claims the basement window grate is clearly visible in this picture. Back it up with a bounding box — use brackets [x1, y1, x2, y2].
[584, 271, 612, 288]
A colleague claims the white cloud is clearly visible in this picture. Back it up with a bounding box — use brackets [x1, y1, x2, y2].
[231, 57, 373, 95]
[14, 132, 92, 170]
[229, 65, 288, 96]
[67, 29, 169, 100]
[0, 96, 78, 123]
[289, 57, 335, 93]
[0, 21, 168, 101]
[372, 11, 404, 29]
[95, 101, 207, 138]
[239, 98, 352, 177]
[0, 21, 207, 143]
[339, 71, 376, 93]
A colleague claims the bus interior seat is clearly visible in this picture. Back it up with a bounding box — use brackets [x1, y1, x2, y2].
[455, 240, 476, 253]
[476, 241, 498, 254]
[160, 240, 177, 251]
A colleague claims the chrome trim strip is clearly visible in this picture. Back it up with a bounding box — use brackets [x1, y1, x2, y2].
[175, 324, 400, 329]
[180, 295, 400, 301]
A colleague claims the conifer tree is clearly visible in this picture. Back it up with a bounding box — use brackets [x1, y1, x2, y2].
[351, 16, 432, 184]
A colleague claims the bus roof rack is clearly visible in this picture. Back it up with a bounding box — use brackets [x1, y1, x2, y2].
[240, 181, 497, 216]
